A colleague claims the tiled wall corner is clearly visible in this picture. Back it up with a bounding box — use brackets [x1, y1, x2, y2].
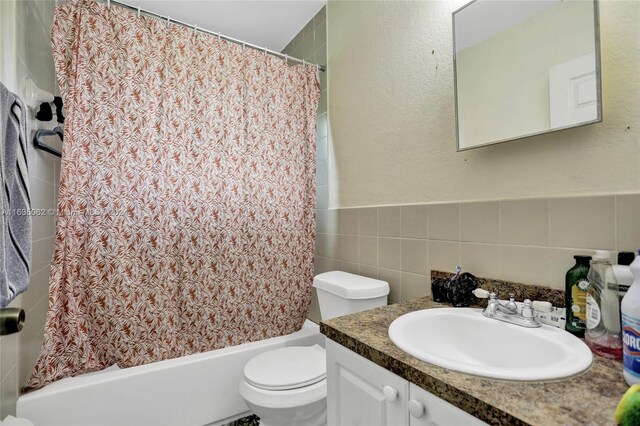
[0, 0, 60, 418]
[316, 194, 640, 305]
[282, 7, 327, 324]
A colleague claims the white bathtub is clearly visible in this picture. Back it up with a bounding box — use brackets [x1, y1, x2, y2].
[17, 320, 324, 426]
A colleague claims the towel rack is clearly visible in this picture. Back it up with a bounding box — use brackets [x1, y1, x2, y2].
[33, 126, 63, 158]
[0, 308, 25, 336]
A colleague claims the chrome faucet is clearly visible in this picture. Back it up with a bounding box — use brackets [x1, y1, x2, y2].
[477, 291, 542, 328]
[486, 292, 518, 315]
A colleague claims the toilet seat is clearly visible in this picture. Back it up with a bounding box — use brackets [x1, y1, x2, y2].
[244, 345, 326, 391]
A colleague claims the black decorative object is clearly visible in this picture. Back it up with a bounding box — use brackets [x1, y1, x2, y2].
[446, 272, 478, 307]
[432, 267, 478, 307]
[431, 277, 448, 302]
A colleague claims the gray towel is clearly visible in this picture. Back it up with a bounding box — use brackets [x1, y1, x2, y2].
[0, 82, 32, 309]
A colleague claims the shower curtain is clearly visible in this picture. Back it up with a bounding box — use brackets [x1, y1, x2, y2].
[27, 0, 319, 390]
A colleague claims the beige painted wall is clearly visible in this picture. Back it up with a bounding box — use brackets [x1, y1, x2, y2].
[456, 0, 596, 148]
[327, 0, 640, 208]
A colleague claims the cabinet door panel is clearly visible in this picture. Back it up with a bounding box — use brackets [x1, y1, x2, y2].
[408, 383, 487, 426]
[327, 340, 408, 426]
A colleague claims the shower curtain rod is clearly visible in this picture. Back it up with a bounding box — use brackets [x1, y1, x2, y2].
[100, 0, 327, 72]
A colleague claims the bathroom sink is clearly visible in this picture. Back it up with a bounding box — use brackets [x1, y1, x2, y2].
[388, 308, 592, 381]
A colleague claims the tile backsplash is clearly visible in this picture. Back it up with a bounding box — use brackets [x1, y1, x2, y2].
[314, 194, 640, 307]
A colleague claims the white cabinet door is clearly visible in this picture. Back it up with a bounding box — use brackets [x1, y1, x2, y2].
[327, 340, 409, 426]
[408, 383, 487, 426]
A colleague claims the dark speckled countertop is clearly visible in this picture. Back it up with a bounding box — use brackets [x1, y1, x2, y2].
[320, 297, 627, 426]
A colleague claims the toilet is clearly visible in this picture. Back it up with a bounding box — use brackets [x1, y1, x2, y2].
[239, 271, 389, 426]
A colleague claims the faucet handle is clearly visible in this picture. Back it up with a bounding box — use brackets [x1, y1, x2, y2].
[484, 292, 499, 315]
[505, 293, 518, 311]
[521, 299, 534, 319]
[472, 288, 490, 299]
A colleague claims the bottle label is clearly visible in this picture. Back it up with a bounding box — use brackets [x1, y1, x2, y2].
[618, 284, 631, 297]
[622, 313, 640, 377]
[607, 280, 629, 300]
[586, 293, 600, 330]
[571, 280, 589, 323]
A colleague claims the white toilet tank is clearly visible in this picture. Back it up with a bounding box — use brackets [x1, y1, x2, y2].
[313, 271, 389, 320]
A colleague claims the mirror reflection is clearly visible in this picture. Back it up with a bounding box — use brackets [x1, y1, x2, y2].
[453, 0, 602, 150]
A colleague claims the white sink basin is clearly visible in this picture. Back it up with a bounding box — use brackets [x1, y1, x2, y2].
[388, 308, 592, 381]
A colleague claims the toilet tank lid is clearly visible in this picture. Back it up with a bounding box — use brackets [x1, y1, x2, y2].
[313, 271, 389, 299]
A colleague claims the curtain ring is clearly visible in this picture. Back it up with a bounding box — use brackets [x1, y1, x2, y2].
[167, 16, 170, 27]
[303, 59, 306, 67]
[107, 0, 110, 9]
[137, 6, 140, 18]
[242, 41, 246, 50]
[284, 54, 288, 64]
[217, 32, 221, 43]
[264, 46, 268, 57]
[193, 24, 197, 35]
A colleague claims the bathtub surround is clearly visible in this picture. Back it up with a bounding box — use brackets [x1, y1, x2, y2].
[27, 0, 319, 390]
[0, 0, 60, 418]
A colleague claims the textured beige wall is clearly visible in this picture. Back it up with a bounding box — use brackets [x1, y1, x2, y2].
[327, 0, 640, 208]
[456, 0, 595, 148]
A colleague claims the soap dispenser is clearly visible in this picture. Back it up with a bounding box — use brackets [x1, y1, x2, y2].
[585, 250, 622, 358]
[565, 255, 592, 338]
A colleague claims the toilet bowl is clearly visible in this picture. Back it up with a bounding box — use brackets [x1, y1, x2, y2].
[239, 271, 389, 426]
[239, 345, 327, 426]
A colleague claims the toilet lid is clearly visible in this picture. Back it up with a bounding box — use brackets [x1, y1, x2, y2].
[244, 345, 326, 391]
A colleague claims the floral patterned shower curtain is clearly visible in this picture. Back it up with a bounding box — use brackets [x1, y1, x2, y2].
[27, 0, 319, 390]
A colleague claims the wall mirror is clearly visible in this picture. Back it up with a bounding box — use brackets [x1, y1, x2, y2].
[453, 0, 602, 151]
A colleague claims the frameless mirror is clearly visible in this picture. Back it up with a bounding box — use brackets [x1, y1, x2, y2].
[453, 0, 601, 151]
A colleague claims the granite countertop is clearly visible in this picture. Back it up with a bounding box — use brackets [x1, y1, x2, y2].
[320, 297, 628, 426]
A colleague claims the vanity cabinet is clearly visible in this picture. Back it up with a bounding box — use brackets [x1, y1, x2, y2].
[326, 340, 486, 426]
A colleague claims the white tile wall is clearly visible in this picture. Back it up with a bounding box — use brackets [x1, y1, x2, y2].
[0, 0, 60, 418]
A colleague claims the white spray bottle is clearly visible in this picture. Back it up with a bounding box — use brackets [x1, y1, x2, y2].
[622, 250, 640, 385]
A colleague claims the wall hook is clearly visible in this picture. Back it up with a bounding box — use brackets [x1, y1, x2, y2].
[24, 78, 54, 110]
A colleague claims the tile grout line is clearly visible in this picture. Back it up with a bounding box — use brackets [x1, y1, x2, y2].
[399, 207, 403, 302]
[547, 198, 552, 288]
[614, 195, 618, 251]
[0, 363, 18, 387]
